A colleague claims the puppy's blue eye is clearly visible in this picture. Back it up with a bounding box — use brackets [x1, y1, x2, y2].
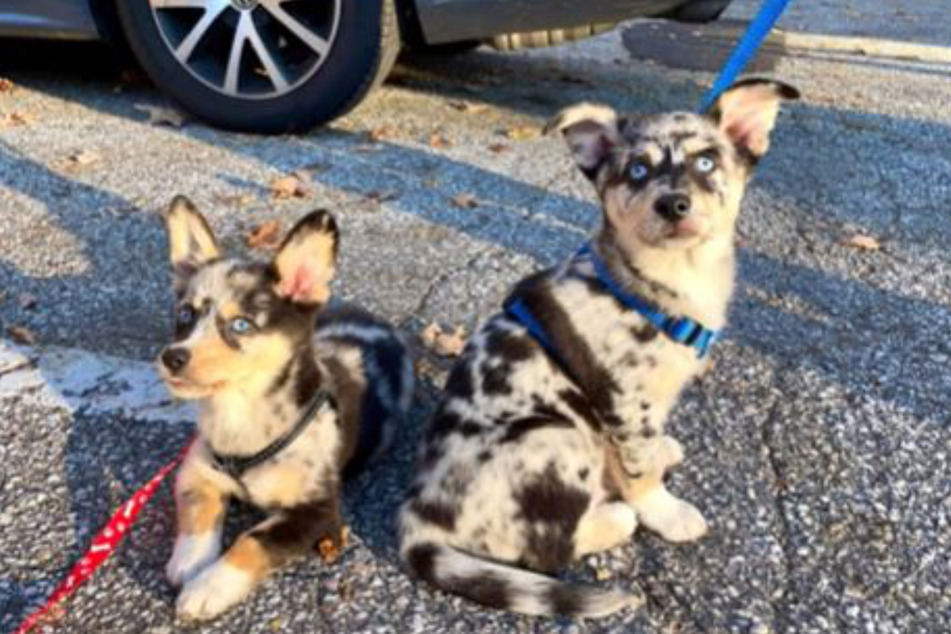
[177, 306, 195, 326]
[695, 156, 716, 173]
[230, 318, 253, 334]
[629, 161, 650, 181]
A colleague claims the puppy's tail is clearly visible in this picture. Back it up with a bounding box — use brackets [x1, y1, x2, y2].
[403, 541, 639, 618]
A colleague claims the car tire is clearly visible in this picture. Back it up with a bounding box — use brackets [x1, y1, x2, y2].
[117, 0, 400, 133]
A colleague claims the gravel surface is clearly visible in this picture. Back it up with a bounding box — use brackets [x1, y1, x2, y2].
[1, 2, 950, 633]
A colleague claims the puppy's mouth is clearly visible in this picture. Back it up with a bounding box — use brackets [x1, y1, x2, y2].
[664, 217, 704, 241]
[159, 370, 225, 398]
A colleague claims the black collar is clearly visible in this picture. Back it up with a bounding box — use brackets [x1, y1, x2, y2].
[210, 389, 330, 480]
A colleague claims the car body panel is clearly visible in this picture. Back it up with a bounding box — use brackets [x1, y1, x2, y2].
[412, 0, 688, 44]
[0, 0, 99, 40]
[0, 0, 725, 45]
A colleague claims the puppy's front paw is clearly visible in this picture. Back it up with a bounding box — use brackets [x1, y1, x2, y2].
[176, 562, 254, 621]
[317, 525, 349, 564]
[166, 531, 221, 587]
[632, 487, 708, 543]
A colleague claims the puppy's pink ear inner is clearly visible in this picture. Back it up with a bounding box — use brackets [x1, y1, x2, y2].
[273, 212, 338, 306]
[722, 106, 775, 156]
[712, 80, 798, 159]
[567, 122, 615, 174]
[278, 258, 326, 304]
[547, 103, 619, 179]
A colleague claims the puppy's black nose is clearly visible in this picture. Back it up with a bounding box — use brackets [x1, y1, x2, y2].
[654, 193, 692, 221]
[161, 347, 190, 373]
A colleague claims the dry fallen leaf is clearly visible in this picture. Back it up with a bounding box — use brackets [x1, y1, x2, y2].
[841, 234, 881, 251]
[270, 176, 299, 199]
[0, 78, 14, 93]
[0, 111, 34, 129]
[488, 143, 512, 154]
[421, 324, 467, 358]
[367, 125, 396, 142]
[71, 150, 101, 166]
[428, 133, 453, 149]
[451, 193, 478, 209]
[212, 191, 256, 207]
[270, 171, 313, 199]
[7, 325, 36, 345]
[504, 125, 540, 141]
[594, 567, 613, 581]
[290, 169, 315, 196]
[53, 149, 102, 173]
[246, 220, 281, 250]
[447, 100, 489, 114]
[135, 103, 187, 128]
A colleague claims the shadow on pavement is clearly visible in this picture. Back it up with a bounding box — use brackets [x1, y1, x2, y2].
[1, 37, 950, 627]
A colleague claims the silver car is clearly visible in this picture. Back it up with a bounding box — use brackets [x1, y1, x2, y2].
[0, 0, 731, 132]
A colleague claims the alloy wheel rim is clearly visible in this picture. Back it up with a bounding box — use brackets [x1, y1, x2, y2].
[149, 0, 341, 100]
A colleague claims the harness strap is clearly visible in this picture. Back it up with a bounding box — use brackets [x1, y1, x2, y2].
[210, 389, 330, 479]
[504, 243, 720, 411]
[580, 243, 720, 358]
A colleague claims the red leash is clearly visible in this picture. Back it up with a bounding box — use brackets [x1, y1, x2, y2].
[13, 442, 192, 634]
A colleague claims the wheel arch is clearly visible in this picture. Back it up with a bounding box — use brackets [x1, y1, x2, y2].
[89, 0, 128, 47]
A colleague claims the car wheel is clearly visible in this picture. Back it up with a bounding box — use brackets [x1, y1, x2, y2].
[117, 0, 400, 133]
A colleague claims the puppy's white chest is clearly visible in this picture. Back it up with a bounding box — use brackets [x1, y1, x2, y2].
[242, 458, 324, 508]
[232, 411, 339, 508]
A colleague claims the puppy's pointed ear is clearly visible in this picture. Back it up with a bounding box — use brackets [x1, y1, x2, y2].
[707, 78, 799, 161]
[546, 103, 620, 180]
[272, 210, 338, 306]
[164, 195, 220, 284]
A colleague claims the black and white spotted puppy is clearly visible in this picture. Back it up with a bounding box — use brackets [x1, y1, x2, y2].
[158, 197, 413, 621]
[399, 79, 799, 618]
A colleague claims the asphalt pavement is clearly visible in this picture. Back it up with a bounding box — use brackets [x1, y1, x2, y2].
[1, 2, 950, 633]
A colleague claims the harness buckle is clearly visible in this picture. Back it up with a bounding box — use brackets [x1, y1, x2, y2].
[664, 318, 703, 345]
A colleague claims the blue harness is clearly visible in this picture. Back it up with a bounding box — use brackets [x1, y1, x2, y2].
[505, 244, 719, 365]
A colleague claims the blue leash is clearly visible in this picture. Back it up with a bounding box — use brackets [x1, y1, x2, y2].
[697, 0, 793, 112]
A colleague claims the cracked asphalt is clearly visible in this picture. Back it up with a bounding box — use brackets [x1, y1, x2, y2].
[1, 2, 950, 633]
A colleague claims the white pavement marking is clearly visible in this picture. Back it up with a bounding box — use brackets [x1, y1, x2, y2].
[0, 339, 193, 422]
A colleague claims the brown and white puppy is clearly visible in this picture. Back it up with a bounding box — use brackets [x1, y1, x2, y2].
[158, 197, 413, 621]
[398, 79, 798, 618]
